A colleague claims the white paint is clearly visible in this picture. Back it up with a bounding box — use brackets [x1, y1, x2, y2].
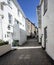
[13, 21, 20, 41]
[12, 46, 42, 50]
[38, 0, 54, 60]
[19, 29, 27, 45]
[0, 0, 27, 46]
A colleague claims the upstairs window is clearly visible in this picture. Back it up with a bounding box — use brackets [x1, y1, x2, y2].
[5, 34, 6, 38]
[15, 19, 19, 24]
[7, 32, 10, 37]
[18, 9, 19, 15]
[8, 25, 11, 30]
[7, 0, 10, 6]
[8, 13, 12, 24]
[18, 10, 22, 17]
[0, 4, 3, 10]
[44, 0, 48, 15]
[7, 0, 12, 8]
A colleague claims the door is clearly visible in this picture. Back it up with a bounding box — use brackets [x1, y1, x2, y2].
[44, 27, 47, 49]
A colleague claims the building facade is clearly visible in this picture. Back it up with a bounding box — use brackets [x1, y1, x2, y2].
[0, 0, 27, 46]
[37, 5, 42, 43]
[37, 0, 54, 60]
[26, 18, 37, 38]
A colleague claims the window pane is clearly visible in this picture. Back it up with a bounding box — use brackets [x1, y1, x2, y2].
[44, 0, 48, 14]
[7, 0, 10, 6]
[8, 25, 11, 30]
[7, 32, 10, 37]
[8, 13, 12, 23]
[0, 4, 3, 10]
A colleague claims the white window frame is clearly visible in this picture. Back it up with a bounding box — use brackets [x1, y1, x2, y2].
[8, 13, 12, 24]
[44, 0, 48, 15]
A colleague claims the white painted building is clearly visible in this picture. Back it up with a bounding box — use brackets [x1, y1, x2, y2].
[0, 0, 27, 46]
[37, 0, 54, 60]
[37, 5, 42, 43]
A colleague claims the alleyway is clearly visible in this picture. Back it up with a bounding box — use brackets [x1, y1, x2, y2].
[0, 38, 54, 65]
[19, 38, 40, 47]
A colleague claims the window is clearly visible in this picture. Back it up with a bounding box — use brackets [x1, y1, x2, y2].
[8, 13, 12, 24]
[7, 32, 10, 37]
[7, 0, 12, 8]
[16, 20, 19, 24]
[18, 9, 19, 15]
[44, 0, 48, 15]
[44, 27, 47, 49]
[20, 22, 22, 25]
[15, 19, 19, 24]
[7, 0, 11, 6]
[18, 10, 21, 17]
[0, 4, 3, 10]
[8, 25, 11, 30]
[5, 34, 6, 38]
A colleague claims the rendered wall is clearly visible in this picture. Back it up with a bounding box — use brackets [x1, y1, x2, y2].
[19, 29, 27, 45]
[41, 0, 54, 60]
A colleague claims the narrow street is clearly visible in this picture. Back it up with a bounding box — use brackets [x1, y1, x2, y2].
[0, 38, 54, 65]
[19, 38, 40, 47]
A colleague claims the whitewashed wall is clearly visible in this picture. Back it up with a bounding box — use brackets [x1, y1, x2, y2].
[41, 0, 54, 60]
[0, 0, 27, 46]
[19, 29, 27, 45]
[13, 22, 20, 41]
[0, 0, 19, 45]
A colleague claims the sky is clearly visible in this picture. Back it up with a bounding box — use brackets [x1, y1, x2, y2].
[17, 0, 40, 26]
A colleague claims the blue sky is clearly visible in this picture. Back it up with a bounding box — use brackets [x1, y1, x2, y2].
[17, 0, 40, 26]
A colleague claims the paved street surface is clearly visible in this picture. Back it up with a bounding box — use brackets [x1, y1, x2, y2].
[19, 38, 40, 47]
[0, 38, 54, 65]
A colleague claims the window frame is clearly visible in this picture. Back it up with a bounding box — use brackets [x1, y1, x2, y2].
[7, 0, 12, 9]
[8, 25, 11, 30]
[7, 32, 10, 37]
[0, 4, 3, 10]
[44, 0, 48, 15]
[8, 13, 12, 24]
[15, 19, 19, 24]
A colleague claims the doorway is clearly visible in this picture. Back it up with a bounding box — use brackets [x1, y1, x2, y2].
[44, 27, 47, 49]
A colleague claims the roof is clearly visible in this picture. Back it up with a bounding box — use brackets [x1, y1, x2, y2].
[26, 18, 37, 28]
